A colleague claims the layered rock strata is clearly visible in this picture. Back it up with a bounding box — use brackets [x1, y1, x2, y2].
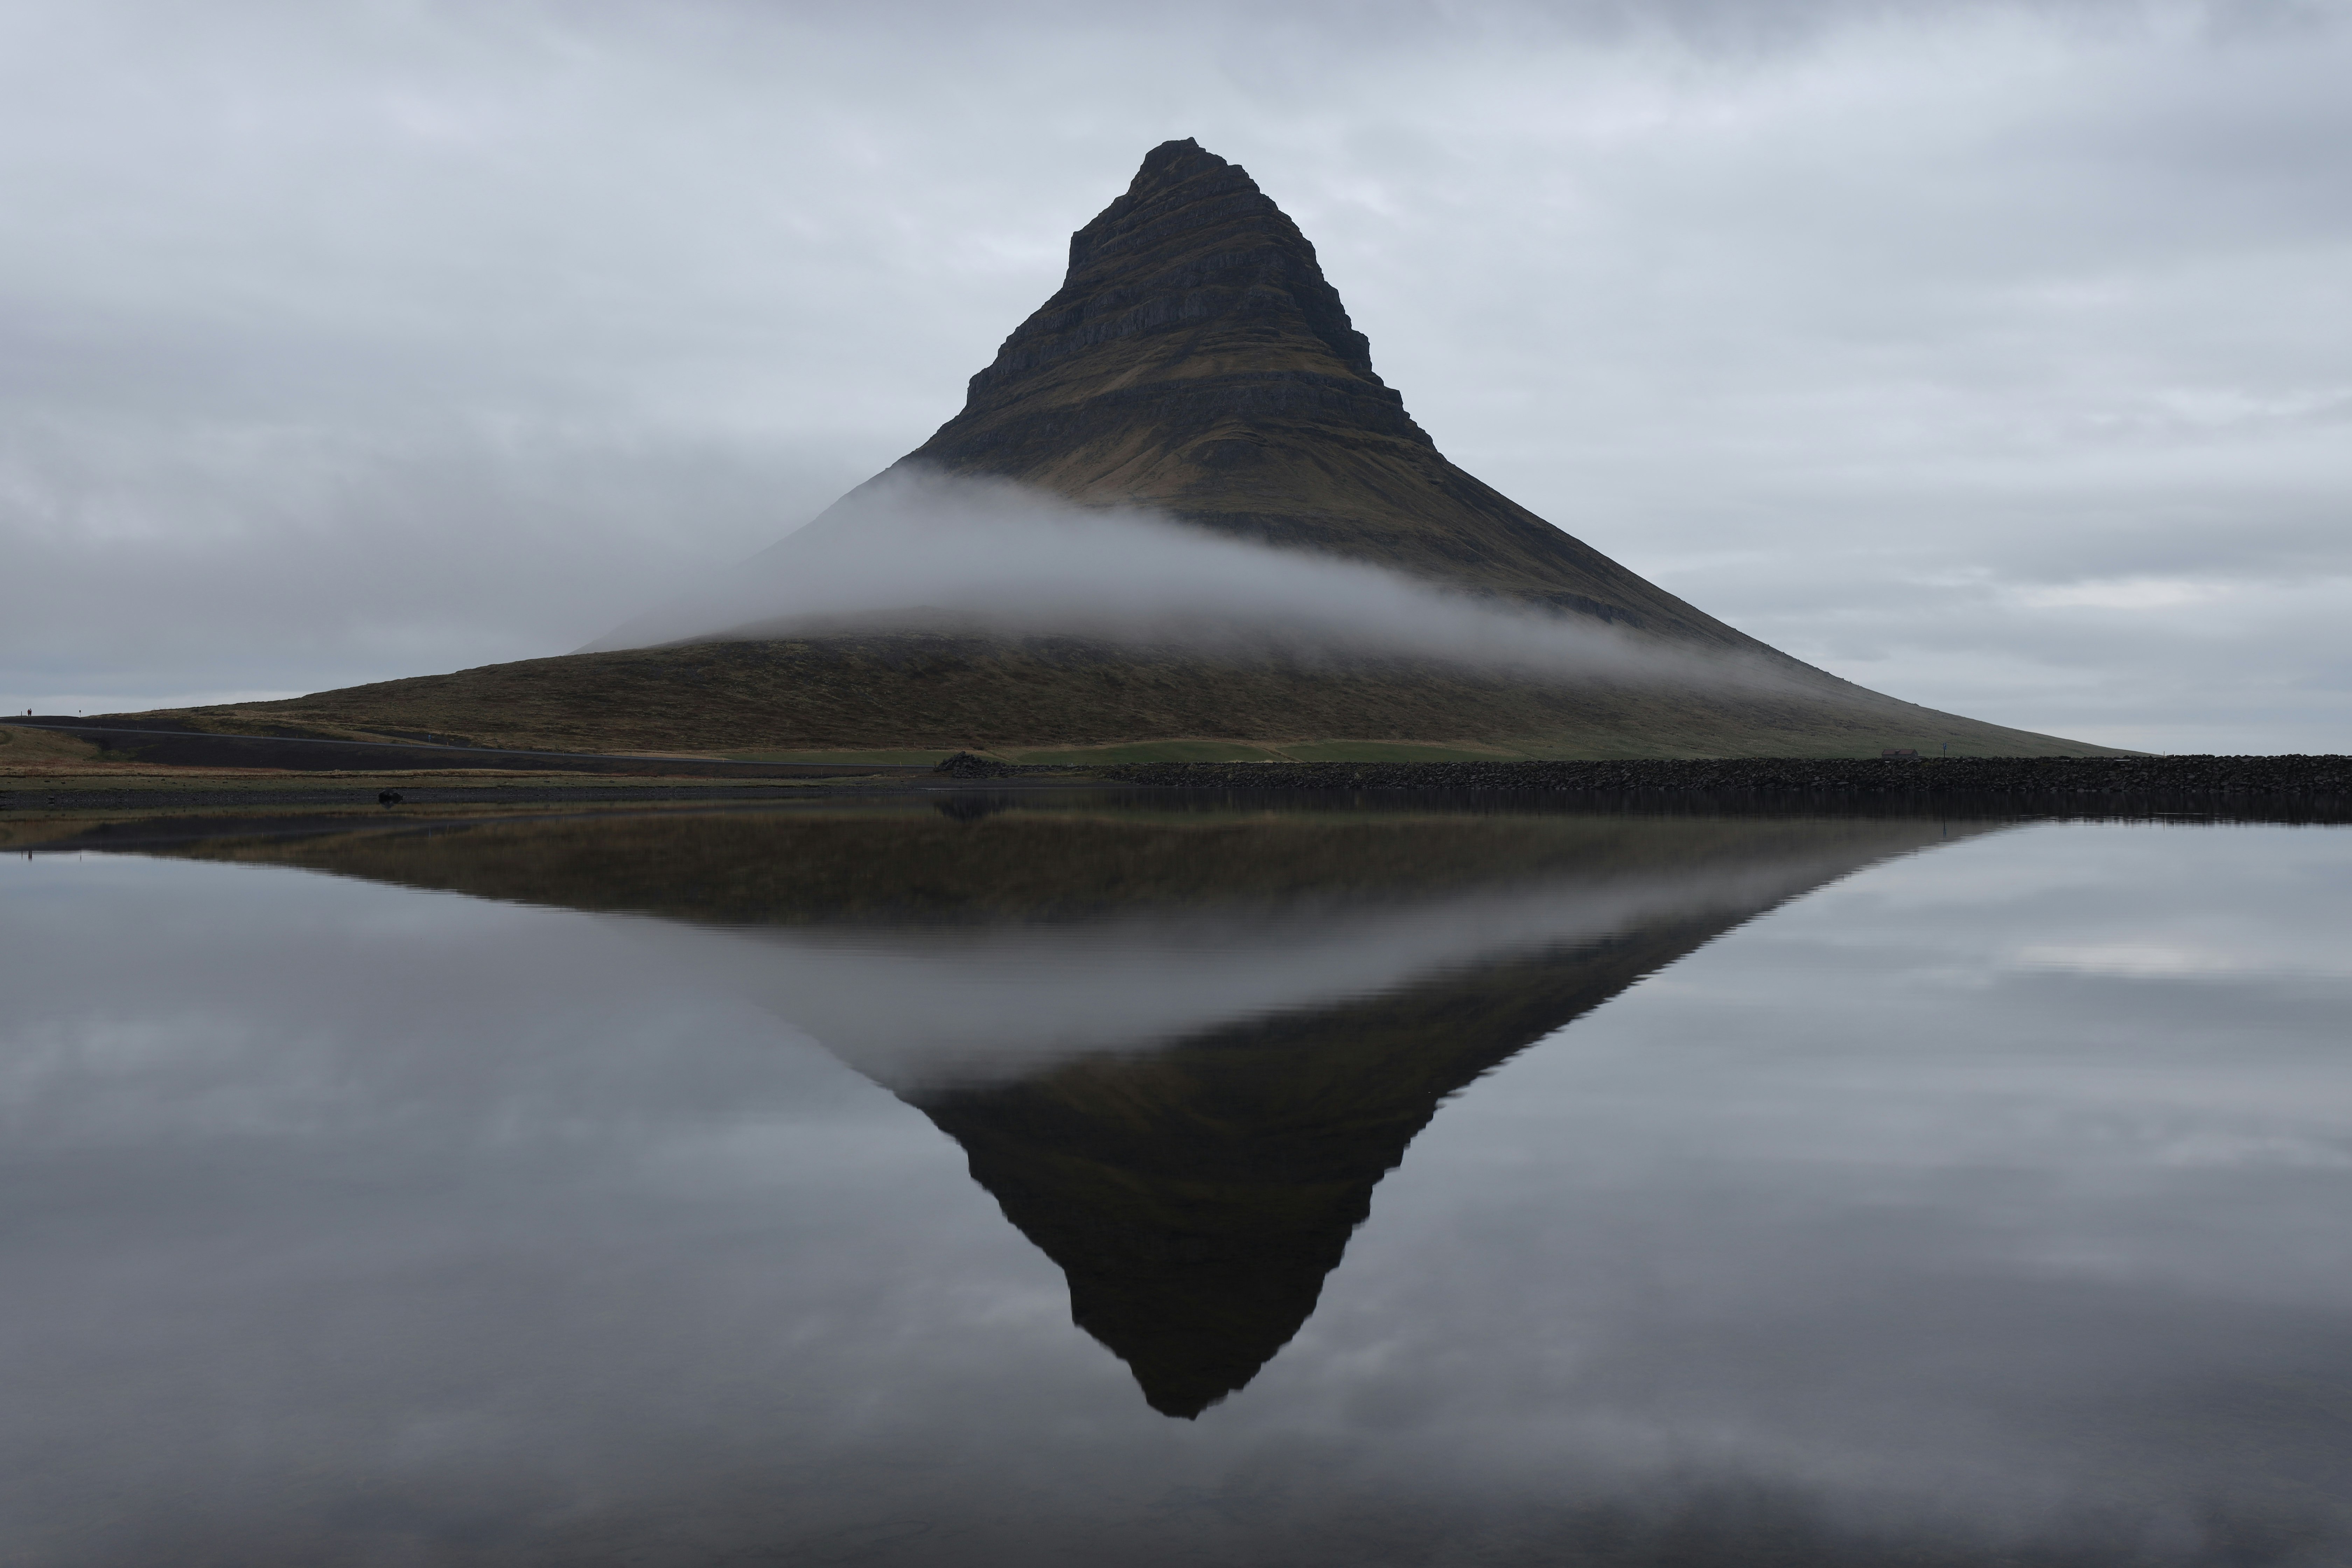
[890, 138, 1755, 643]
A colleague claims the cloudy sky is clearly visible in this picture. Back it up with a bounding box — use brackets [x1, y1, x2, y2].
[4, 0, 2346, 752]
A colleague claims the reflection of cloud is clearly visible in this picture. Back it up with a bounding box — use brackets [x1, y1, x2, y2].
[2014, 941, 2251, 976]
[620, 824, 1961, 1091]
[2013, 942, 2352, 980]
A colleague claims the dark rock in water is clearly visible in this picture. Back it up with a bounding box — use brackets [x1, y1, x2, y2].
[1098, 754, 2352, 805]
[933, 750, 1022, 779]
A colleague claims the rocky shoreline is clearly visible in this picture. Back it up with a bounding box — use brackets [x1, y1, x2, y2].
[932, 753, 2352, 801]
[14, 755, 2348, 828]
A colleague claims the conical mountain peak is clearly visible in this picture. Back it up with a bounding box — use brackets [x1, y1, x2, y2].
[929, 138, 1412, 460]
[1048, 138, 1387, 389]
[898, 141, 1759, 640]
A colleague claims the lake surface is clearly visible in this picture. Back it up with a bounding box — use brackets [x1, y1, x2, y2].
[4, 795, 2349, 1567]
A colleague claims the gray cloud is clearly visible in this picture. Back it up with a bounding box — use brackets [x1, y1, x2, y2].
[2, 0, 2346, 748]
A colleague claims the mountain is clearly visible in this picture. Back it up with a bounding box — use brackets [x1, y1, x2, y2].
[130, 141, 2120, 759]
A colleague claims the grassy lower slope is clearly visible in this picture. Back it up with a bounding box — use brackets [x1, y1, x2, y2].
[133, 632, 2127, 760]
[0, 723, 111, 766]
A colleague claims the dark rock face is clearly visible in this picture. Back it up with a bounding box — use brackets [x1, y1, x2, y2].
[932, 749, 1021, 779]
[897, 139, 1758, 645]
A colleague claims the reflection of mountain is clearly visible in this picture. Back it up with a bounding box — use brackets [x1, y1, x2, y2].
[911, 909, 1786, 1416]
[140, 800, 1987, 1415]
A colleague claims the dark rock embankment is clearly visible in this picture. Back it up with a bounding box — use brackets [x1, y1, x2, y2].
[1093, 755, 2351, 805]
[934, 751, 1030, 779]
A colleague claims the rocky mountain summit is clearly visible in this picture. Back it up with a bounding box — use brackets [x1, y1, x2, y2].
[893, 138, 1756, 644]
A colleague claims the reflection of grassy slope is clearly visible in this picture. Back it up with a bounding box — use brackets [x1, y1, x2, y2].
[916, 909, 1765, 1417]
[139, 633, 2120, 758]
[144, 805, 1951, 929]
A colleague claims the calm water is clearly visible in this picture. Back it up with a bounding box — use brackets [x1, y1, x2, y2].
[4, 796, 2349, 1567]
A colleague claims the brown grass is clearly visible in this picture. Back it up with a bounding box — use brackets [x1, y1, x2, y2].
[122, 632, 2129, 760]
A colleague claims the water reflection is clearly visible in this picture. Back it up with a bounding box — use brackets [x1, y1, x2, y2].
[4, 800, 2349, 1567]
[129, 799, 1982, 1417]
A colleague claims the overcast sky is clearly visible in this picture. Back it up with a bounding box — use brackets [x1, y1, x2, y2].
[4, 0, 2346, 751]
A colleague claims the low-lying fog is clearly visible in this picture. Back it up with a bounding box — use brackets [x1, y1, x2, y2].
[588, 468, 1794, 691]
